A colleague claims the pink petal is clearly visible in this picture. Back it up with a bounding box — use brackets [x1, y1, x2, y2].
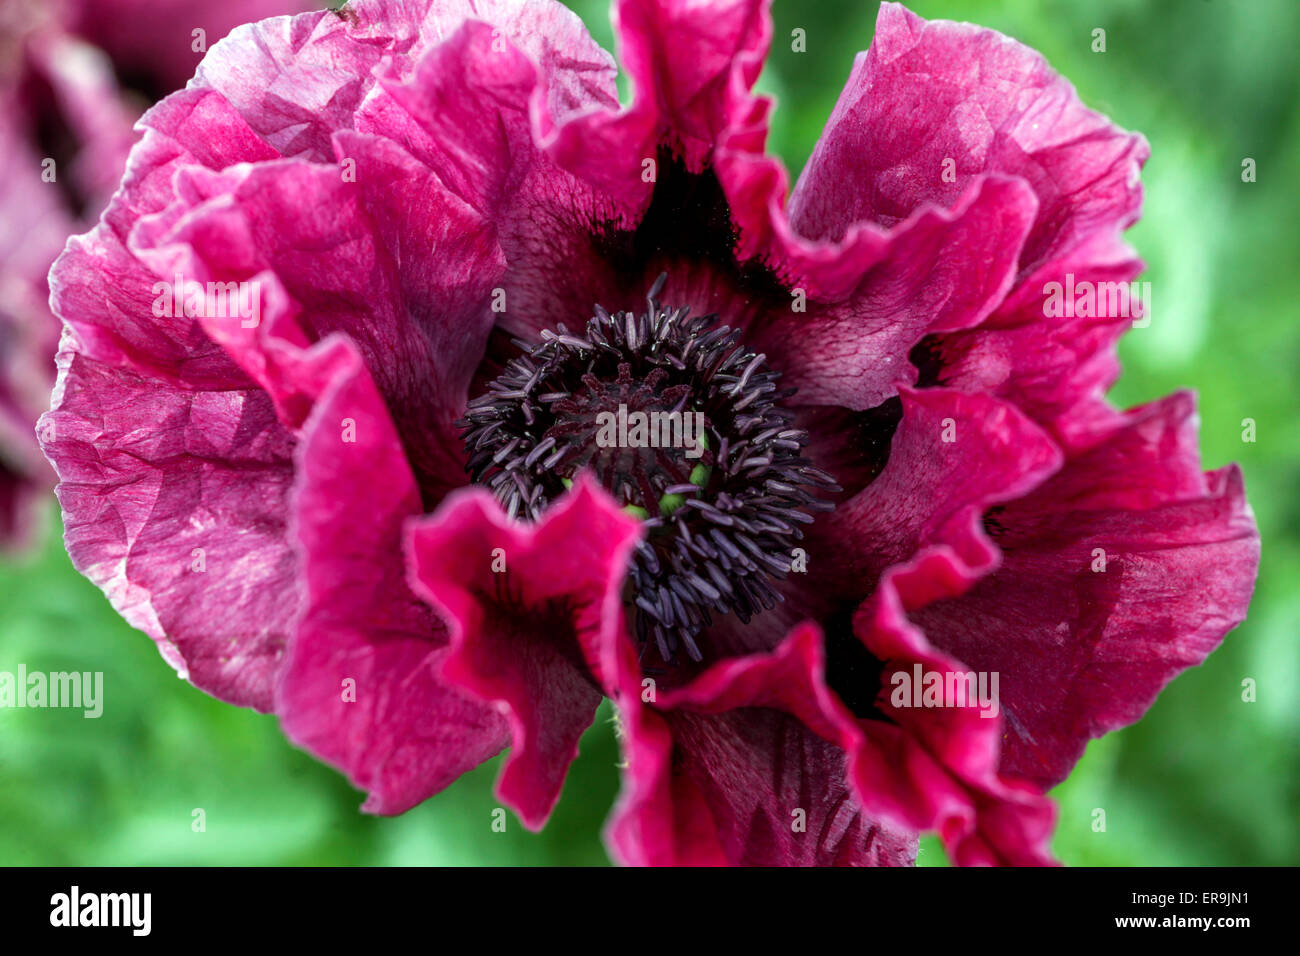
[35, 93, 314, 708]
[51, 90, 277, 387]
[407, 475, 642, 829]
[806, 387, 1062, 606]
[851, 575, 1058, 866]
[39, 339, 298, 709]
[927, 231, 1146, 444]
[129, 148, 502, 498]
[792, 2, 1147, 282]
[611, 0, 770, 167]
[909, 393, 1260, 786]
[607, 623, 917, 866]
[277, 338, 509, 814]
[748, 176, 1037, 409]
[357, 16, 619, 342]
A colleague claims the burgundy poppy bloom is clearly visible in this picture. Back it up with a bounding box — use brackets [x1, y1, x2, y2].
[41, 0, 1259, 866]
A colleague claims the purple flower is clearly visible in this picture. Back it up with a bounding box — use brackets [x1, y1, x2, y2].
[41, 0, 1259, 865]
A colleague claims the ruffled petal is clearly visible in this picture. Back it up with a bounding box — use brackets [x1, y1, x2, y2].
[612, 0, 770, 165]
[606, 622, 917, 866]
[37, 91, 297, 707]
[39, 334, 298, 709]
[924, 231, 1145, 444]
[792, 2, 1147, 281]
[852, 578, 1058, 866]
[783, 3, 1149, 430]
[128, 147, 502, 499]
[277, 335, 510, 814]
[50, 90, 277, 387]
[909, 393, 1260, 786]
[748, 176, 1037, 409]
[806, 387, 1062, 606]
[357, 16, 620, 341]
[407, 475, 642, 828]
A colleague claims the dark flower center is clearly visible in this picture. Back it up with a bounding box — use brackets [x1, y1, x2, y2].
[459, 275, 839, 664]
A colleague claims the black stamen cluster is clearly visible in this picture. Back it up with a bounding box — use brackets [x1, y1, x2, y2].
[458, 275, 839, 663]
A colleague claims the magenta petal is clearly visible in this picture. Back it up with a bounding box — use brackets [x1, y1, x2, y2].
[808, 387, 1062, 605]
[364, 5, 617, 216]
[128, 149, 502, 497]
[195, 0, 620, 182]
[29, 42, 301, 703]
[613, 0, 771, 166]
[407, 475, 642, 829]
[933, 231, 1146, 444]
[40, 340, 298, 709]
[192, 7, 390, 161]
[606, 622, 917, 866]
[749, 176, 1037, 408]
[357, 16, 623, 342]
[909, 393, 1260, 786]
[792, 2, 1147, 281]
[546, 0, 773, 211]
[50, 91, 278, 389]
[277, 339, 509, 815]
[658, 709, 915, 866]
[852, 577, 1058, 866]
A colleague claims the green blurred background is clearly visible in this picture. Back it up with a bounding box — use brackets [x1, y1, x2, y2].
[2, 0, 1296, 865]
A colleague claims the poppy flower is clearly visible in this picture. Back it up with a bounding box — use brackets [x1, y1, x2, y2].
[40, 0, 1259, 865]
